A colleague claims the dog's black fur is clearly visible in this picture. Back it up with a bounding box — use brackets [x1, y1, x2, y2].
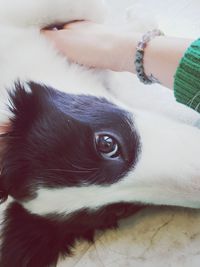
[0, 202, 142, 267]
[0, 82, 141, 266]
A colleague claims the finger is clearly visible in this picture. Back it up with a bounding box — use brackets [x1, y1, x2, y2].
[42, 29, 58, 37]
[63, 20, 91, 29]
[41, 29, 73, 54]
[42, 30, 64, 46]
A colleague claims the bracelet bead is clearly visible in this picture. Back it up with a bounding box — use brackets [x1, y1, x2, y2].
[134, 29, 164, 85]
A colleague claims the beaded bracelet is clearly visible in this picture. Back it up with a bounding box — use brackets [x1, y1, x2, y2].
[134, 29, 164, 84]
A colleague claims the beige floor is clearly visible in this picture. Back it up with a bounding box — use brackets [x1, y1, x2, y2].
[58, 207, 200, 267]
[1, 203, 200, 266]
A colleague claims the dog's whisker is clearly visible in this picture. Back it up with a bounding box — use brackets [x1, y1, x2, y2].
[45, 168, 96, 173]
[60, 160, 99, 171]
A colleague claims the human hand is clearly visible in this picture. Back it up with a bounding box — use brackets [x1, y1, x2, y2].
[43, 21, 137, 72]
[42, 20, 190, 89]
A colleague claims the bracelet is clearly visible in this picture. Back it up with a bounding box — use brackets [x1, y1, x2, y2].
[134, 29, 164, 84]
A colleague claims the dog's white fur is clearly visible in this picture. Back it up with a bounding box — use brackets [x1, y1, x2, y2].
[0, 0, 200, 220]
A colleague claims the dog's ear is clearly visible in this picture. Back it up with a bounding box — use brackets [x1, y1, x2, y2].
[8, 81, 51, 133]
[0, 82, 53, 200]
[0, 178, 8, 204]
[0, 123, 10, 203]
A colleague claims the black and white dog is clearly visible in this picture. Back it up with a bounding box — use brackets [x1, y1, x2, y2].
[0, 0, 200, 266]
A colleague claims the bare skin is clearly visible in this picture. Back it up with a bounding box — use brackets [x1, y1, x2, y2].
[43, 21, 192, 89]
[0, 124, 10, 135]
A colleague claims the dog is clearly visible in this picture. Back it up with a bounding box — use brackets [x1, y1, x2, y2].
[0, 0, 200, 266]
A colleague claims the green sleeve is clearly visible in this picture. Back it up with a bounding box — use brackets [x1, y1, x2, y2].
[174, 38, 200, 113]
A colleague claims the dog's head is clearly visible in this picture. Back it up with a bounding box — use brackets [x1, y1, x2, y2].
[1, 81, 200, 221]
[0, 82, 142, 215]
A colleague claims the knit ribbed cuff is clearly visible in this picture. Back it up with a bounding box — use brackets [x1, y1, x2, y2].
[174, 38, 200, 113]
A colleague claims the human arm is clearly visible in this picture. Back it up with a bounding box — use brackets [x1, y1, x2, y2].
[43, 21, 192, 89]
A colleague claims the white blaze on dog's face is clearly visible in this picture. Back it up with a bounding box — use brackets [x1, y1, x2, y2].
[1, 82, 200, 219]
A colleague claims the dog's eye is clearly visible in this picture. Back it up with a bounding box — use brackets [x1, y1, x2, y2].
[95, 134, 120, 159]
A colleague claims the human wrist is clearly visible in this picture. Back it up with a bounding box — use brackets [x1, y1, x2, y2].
[108, 32, 142, 73]
[113, 31, 192, 89]
[143, 36, 192, 88]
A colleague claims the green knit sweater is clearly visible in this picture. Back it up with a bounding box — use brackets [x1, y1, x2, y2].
[174, 39, 200, 113]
